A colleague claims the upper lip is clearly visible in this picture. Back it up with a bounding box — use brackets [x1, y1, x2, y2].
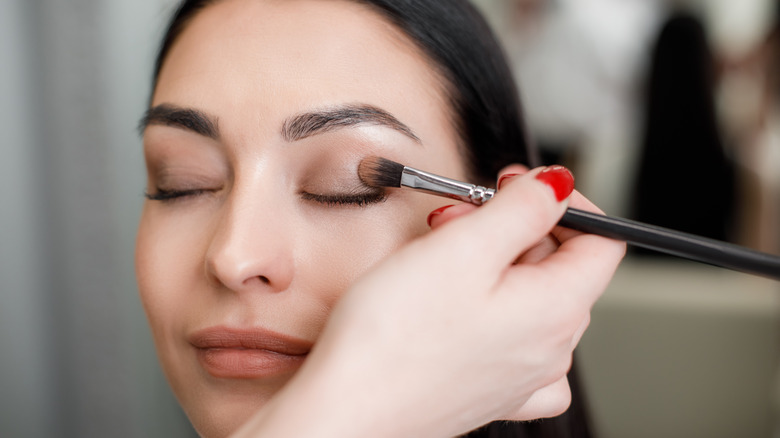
[189, 326, 313, 356]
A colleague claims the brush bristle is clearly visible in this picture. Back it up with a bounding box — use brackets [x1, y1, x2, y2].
[358, 156, 405, 188]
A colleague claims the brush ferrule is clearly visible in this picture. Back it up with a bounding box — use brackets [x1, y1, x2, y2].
[400, 167, 495, 205]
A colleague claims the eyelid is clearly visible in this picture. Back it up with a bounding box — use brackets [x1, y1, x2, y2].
[145, 166, 225, 199]
[151, 168, 222, 186]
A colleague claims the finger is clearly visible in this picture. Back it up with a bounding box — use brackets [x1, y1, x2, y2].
[500, 165, 557, 265]
[502, 188, 625, 305]
[550, 189, 605, 244]
[504, 377, 572, 421]
[546, 189, 626, 289]
[425, 167, 573, 275]
[498, 163, 530, 177]
[495, 164, 530, 190]
[428, 164, 545, 243]
[525, 231, 625, 307]
[426, 161, 535, 230]
[427, 204, 477, 230]
[514, 235, 559, 265]
[570, 313, 591, 349]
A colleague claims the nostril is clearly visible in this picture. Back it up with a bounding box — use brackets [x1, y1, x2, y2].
[258, 275, 270, 285]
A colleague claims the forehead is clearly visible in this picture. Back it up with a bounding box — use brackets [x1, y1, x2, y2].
[153, 0, 456, 146]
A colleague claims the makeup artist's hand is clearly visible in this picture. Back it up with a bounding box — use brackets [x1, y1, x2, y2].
[427, 165, 618, 422]
[235, 166, 625, 438]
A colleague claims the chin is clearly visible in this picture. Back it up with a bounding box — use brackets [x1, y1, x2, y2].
[184, 393, 269, 438]
[166, 364, 291, 438]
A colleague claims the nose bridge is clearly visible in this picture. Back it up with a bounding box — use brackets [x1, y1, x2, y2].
[205, 182, 294, 293]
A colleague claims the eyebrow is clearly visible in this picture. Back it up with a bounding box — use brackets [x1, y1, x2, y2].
[138, 103, 420, 144]
[138, 104, 219, 139]
[281, 104, 420, 143]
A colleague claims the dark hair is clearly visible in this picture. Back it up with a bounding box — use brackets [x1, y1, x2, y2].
[150, 2, 589, 437]
[631, 12, 736, 244]
[151, 0, 539, 183]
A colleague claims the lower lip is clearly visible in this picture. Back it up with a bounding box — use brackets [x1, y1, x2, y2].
[195, 348, 307, 379]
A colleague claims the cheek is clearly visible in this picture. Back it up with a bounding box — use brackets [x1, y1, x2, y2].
[296, 193, 441, 313]
[135, 206, 209, 342]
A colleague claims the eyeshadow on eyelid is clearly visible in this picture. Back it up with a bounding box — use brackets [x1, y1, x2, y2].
[152, 170, 223, 188]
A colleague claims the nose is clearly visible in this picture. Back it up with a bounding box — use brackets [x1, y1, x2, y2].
[205, 191, 295, 294]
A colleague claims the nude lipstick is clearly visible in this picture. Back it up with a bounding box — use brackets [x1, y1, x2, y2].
[189, 326, 312, 379]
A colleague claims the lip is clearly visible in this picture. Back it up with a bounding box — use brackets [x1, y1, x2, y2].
[189, 326, 313, 379]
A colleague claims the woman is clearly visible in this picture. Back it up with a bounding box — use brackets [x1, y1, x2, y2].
[135, 0, 625, 436]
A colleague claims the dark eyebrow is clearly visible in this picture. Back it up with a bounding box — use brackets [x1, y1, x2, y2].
[281, 104, 420, 143]
[138, 104, 219, 139]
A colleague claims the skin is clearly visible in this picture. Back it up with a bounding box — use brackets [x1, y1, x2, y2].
[136, 0, 469, 435]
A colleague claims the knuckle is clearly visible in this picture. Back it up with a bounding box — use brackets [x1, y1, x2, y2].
[546, 387, 573, 418]
[507, 379, 573, 421]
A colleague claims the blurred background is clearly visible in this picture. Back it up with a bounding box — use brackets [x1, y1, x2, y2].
[0, 0, 778, 437]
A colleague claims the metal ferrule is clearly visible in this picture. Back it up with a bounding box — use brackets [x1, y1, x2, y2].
[400, 166, 495, 205]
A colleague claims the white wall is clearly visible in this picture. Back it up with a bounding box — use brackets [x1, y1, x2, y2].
[0, 1, 55, 436]
[0, 0, 193, 436]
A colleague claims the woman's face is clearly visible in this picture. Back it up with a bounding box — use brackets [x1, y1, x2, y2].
[136, 0, 466, 435]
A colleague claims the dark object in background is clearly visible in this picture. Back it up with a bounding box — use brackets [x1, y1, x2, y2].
[631, 12, 737, 249]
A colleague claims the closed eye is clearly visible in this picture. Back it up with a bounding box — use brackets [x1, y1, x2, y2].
[144, 188, 212, 202]
[300, 191, 387, 207]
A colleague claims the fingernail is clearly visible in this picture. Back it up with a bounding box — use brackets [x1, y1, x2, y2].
[535, 166, 574, 202]
[427, 205, 455, 227]
[497, 173, 520, 190]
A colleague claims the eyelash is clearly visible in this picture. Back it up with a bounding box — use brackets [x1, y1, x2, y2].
[145, 188, 387, 207]
[300, 191, 387, 207]
[144, 188, 210, 202]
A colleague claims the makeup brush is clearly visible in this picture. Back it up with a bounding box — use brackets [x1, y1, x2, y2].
[358, 156, 780, 281]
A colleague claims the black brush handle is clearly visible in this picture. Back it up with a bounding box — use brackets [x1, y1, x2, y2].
[559, 208, 780, 281]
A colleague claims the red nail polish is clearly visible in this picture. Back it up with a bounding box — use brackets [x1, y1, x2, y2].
[535, 166, 574, 201]
[427, 205, 454, 227]
[497, 173, 520, 190]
